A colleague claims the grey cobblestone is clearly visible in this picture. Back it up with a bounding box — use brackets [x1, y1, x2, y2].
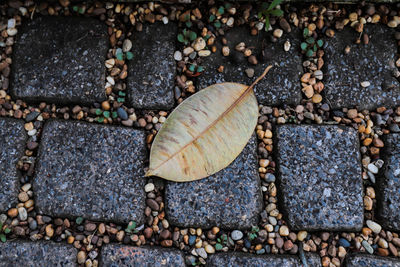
[33, 120, 147, 224]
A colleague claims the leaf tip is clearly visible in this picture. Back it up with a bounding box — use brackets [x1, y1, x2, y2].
[145, 170, 153, 177]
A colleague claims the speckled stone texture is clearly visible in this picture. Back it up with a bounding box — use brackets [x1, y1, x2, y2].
[11, 16, 108, 105]
[275, 125, 363, 231]
[0, 118, 26, 212]
[33, 120, 147, 224]
[164, 136, 262, 229]
[197, 26, 302, 106]
[206, 252, 322, 267]
[346, 253, 400, 267]
[0, 240, 77, 267]
[127, 22, 176, 109]
[377, 134, 400, 231]
[324, 25, 400, 110]
[100, 244, 186, 267]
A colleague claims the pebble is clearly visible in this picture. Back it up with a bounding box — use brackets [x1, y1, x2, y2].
[273, 29, 283, 38]
[196, 248, 207, 259]
[198, 50, 211, 57]
[245, 68, 254, 78]
[174, 51, 182, 61]
[338, 238, 351, 248]
[314, 70, 323, 80]
[146, 199, 159, 210]
[297, 231, 307, 241]
[77, 251, 86, 264]
[279, 225, 289, 236]
[284, 41, 291, 52]
[265, 173, 275, 183]
[193, 37, 206, 51]
[117, 107, 128, 120]
[367, 164, 379, 174]
[17, 207, 27, 221]
[122, 39, 132, 52]
[222, 46, 230, 57]
[366, 220, 381, 234]
[183, 47, 194, 56]
[361, 81, 371, 88]
[144, 183, 155, 192]
[205, 244, 215, 254]
[362, 240, 374, 254]
[231, 230, 243, 241]
[45, 224, 54, 237]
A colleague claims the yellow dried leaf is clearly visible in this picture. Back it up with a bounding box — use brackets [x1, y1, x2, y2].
[146, 66, 272, 182]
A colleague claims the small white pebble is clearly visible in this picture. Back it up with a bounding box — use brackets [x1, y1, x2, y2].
[162, 16, 169, 24]
[144, 183, 155, 192]
[367, 163, 379, 174]
[284, 40, 291, 52]
[174, 51, 182, 61]
[361, 81, 371, 88]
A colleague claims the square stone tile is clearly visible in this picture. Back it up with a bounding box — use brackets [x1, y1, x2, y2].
[11, 16, 108, 105]
[100, 244, 186, 267]
[206, 252, 322, 267]
[377, 133, 400, 231]
[346, 253, 400, 267]
[33, 120, 147, 224]
[0, 240, 77, 267]
[127, 22, 177, 109]
[164, 135, 262, 230]
[0, 118, 26, 212]
[197, 26, 303, 106]
[324, 25, 400, 110]
[275, 125, 363, 231]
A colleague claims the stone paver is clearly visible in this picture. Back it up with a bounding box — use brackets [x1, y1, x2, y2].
[164, 136, 262, 229]
[206, 252, 322, 267]
[0, 118, 26, 212]
[324, 25, 400, 110]
[100, 244, 186, 267]
[11, 16, 108, 105]
[345, 253, 400, 267]
[0, 240, 77, 267]
[127, 22, 176, 109]
[377, 133, 400, 231]
[197, 26, 303, 106]
[275, 125, 363, 231]
[33, 120, 146, 224]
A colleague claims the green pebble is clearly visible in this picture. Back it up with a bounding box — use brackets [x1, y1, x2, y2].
[95, 109, 102, 116]
[215, 243, 223, 250]
[103, 111, 110, 118]
[97, 117, 104, 123]
[111, 112, 118, 119]
[117, 97, 125, 103]
[118, 91, 126, 97]
[116, 52, 124, 61]
[76, 217, 84, 225]
[126, 52, 133, 60]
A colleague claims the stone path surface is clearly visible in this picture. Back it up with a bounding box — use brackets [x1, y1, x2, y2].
[324, 25, 400, 110]
[33, 120, 147, 224]
[345, 253, 400, 267]
[11, 16, 108, 105]
[206, 252, 322, 267]
[197, 26, 303, 106]
[127, 22, 176, 109]
[100, 244, 186, 266]
[275, 125, 363, 231]
[0, 118, 26, 212]
[377, 133, 400, 231]
[0, 240, 77, 267]
[164, 136, 262, 229]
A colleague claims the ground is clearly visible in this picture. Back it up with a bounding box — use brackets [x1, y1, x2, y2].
[1, 0, 400, 266]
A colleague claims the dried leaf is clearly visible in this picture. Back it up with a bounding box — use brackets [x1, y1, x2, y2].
[146, 66, 272, 182]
